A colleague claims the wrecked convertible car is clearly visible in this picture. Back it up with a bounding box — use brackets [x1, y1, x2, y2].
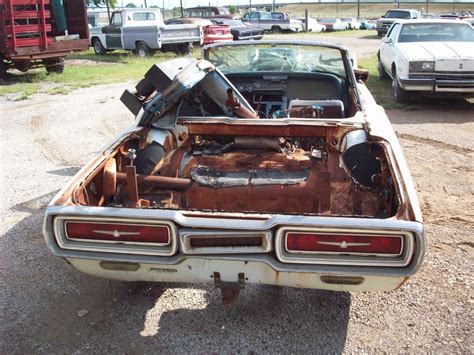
[43, 41, 425, 303]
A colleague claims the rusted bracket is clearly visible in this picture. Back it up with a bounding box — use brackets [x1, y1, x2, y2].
[214, 272, 245, 307]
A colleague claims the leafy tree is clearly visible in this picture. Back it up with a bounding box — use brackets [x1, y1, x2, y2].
[229, 5, 237, 14]
[125, 2, 137, 7]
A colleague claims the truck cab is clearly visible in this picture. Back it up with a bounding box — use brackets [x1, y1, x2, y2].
[242, 11, 303, 33]
[375, 9, 422, 37]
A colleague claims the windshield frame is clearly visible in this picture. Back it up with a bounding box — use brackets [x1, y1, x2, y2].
[202, 41, 363, 112]
[202, 40, 351, 78]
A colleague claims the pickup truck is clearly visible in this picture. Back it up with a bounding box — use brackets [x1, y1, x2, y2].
[242, 11, 303, 34]
[375, 9, 422, 37]
[89, 9, 202, 56]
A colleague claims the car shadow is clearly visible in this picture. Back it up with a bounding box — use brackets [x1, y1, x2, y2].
[2, 193, 351, 353]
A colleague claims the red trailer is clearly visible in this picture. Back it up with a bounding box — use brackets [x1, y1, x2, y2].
[0, 0, 89, 78]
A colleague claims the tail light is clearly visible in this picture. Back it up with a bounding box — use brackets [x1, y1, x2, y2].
[286, 233, 402, 256]
[276, 227, 414, 267]
[54, 217, 177, 256]
[66, 221, 170, 245]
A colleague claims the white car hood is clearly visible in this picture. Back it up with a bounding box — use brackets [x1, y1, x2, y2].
[399, 42, 474, 61]
[399, 42, 474, 71]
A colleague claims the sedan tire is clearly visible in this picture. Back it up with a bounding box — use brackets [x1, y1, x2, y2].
[392, 73, 410, 103]
[378, 60, 390, 80]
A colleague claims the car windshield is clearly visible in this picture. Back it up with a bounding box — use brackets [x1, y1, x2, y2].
[385, 10, 411, 19]
[320, 18, 336, 23]
[399, 23, 474, 42]
[206, 43, 347, 77]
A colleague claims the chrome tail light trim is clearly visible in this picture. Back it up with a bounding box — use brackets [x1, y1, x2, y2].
[275, 226, 414, 267]
[54, 216, 177, 256]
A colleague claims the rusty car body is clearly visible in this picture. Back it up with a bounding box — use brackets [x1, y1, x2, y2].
[43, 41, 425, 304]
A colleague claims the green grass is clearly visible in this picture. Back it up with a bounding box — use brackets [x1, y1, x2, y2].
[358, 55, 418, 110]
[0, 49, 198, 98]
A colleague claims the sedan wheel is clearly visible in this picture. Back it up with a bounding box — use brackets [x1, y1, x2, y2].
[392, 73, 410, 103]
[377, 60, 390, 80]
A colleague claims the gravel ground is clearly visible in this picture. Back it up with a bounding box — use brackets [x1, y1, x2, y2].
[1, 37, 473, 353]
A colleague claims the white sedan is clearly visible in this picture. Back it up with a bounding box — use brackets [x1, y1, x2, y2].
[378, 19, 474, 102]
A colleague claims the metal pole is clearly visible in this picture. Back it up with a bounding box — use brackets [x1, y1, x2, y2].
[304, 8, 308, 32]
[180, 0, 183, 17]
[272, 0, 275, 12]
[357, 0, 360, 19]
[336, 0, 338, 17]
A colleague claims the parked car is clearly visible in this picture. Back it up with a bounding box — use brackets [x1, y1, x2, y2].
[89, 9, 202, 56]
[43, 40, 425, 305]
[377, 19, 474, 102]
[375, 9, 422, 37]
[464, 17, 474, 27]
[166, 18, 233, 45]
[421, 13, 435, 19]
[242, 11, 303, 33]
[359, 18, 376, 30]
[211, 18, 264, 40]
[297, 17, 326, 32]
[1, 0, 89, 78]
[341, 17, 361, 30]
[183, 6, 230, 18]
[318, 18, 347, 31]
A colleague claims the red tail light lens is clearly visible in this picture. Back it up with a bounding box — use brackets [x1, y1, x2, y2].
[66, 221, 170, 245]
[286, 233, 402, 255]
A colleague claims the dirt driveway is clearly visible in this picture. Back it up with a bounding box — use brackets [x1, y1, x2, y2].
[1, 35, 473, 353]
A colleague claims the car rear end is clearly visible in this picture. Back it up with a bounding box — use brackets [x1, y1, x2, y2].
[44, 203, 424, 292]
[203, 24, 233, 44]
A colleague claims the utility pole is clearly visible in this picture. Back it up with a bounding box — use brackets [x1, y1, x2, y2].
[180, 0, 183, 17]
[357, 0, 360, 19]
[272, 0, 275, 12]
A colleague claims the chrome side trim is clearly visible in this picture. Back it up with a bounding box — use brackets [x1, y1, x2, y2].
[55, 216, 177, 256]
[180, 229, 272, 255]
[276, 226, 414, 267]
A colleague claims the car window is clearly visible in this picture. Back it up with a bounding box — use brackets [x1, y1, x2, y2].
[385, 10, 411, 19]
[272, 13, 284, 20]
[399, 23, 474, 42]
[111, 13, 122, 26]
[249, 13, 259, 20]
[132, 12, 155, 21]
[260, 13, 273, 20]
[389, 23, 401, 40]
